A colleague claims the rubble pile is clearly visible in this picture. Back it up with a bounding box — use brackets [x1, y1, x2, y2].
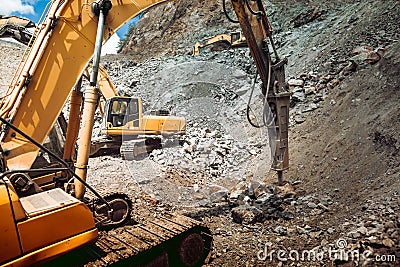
[152, 128, 252, 180]
[342, 196, 400, 264]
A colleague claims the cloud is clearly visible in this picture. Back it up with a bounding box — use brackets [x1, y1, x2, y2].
[0, 0, 35, 16]
[102, 34, 121, 56]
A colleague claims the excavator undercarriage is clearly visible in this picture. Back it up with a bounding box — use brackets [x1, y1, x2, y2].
[1, 180, 212, 267]
[43, 212, 212, 267]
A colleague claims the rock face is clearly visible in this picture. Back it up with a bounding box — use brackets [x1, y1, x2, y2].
[120, 1, 234, 60]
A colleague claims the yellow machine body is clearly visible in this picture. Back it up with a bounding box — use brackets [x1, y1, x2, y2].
[193, 31, 247, 54]
[0, 0, 169, 171]
[102, 96, 186, 137]
[0, 183, 97, 266]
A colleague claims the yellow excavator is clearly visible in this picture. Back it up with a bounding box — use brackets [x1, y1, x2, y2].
[0, 16, 186, 158]
[0, 0, 289, 266]
[85, 65, 186, 157]
[193, 31, 247, 55]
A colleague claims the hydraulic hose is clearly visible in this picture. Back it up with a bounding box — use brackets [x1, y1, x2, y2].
[246, 59, 273, 128]
[222, 0, 239, 23]
[245, 0, 262, 16]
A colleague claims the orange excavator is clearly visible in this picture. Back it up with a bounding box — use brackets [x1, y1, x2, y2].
[0, 0, 289, 266]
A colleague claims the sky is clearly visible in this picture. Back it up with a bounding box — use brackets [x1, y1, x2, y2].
[0, 0, 139, 54]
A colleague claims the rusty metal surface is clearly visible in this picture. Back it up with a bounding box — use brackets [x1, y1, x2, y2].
[42, 213, 212, 267]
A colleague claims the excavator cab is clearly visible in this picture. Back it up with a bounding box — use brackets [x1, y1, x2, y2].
[102, 96, 142, 134]
[108, 97, 140, 128]
[230, 31, 243, 43]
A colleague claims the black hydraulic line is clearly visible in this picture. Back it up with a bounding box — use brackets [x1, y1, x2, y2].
[222, 0, 239, 23]
[246, 73, 264, 128]
[0, 167, 68, 180]
[0, 116, 112, 210]
[245, 0, 262, 16]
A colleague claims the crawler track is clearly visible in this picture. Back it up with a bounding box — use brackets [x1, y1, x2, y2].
[43, 213, 212, 267]
[120, 138, 162, 160]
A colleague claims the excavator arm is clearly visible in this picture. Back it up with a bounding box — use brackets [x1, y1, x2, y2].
[230, 0, 290, 183]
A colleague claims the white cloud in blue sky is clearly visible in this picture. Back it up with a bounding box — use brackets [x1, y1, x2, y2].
[102, 34, 120, 55]
[0, 0, 35, 15]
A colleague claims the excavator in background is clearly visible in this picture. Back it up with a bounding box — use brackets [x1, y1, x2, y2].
[0, 15, 186, 158]
[84, 65, 186, 157]
[193, 31, 247, 55]
[0, 16, 35, 46]
[0, 0, 289, 266]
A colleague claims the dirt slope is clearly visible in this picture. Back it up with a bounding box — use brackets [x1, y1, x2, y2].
[287, 40, 400, 224]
